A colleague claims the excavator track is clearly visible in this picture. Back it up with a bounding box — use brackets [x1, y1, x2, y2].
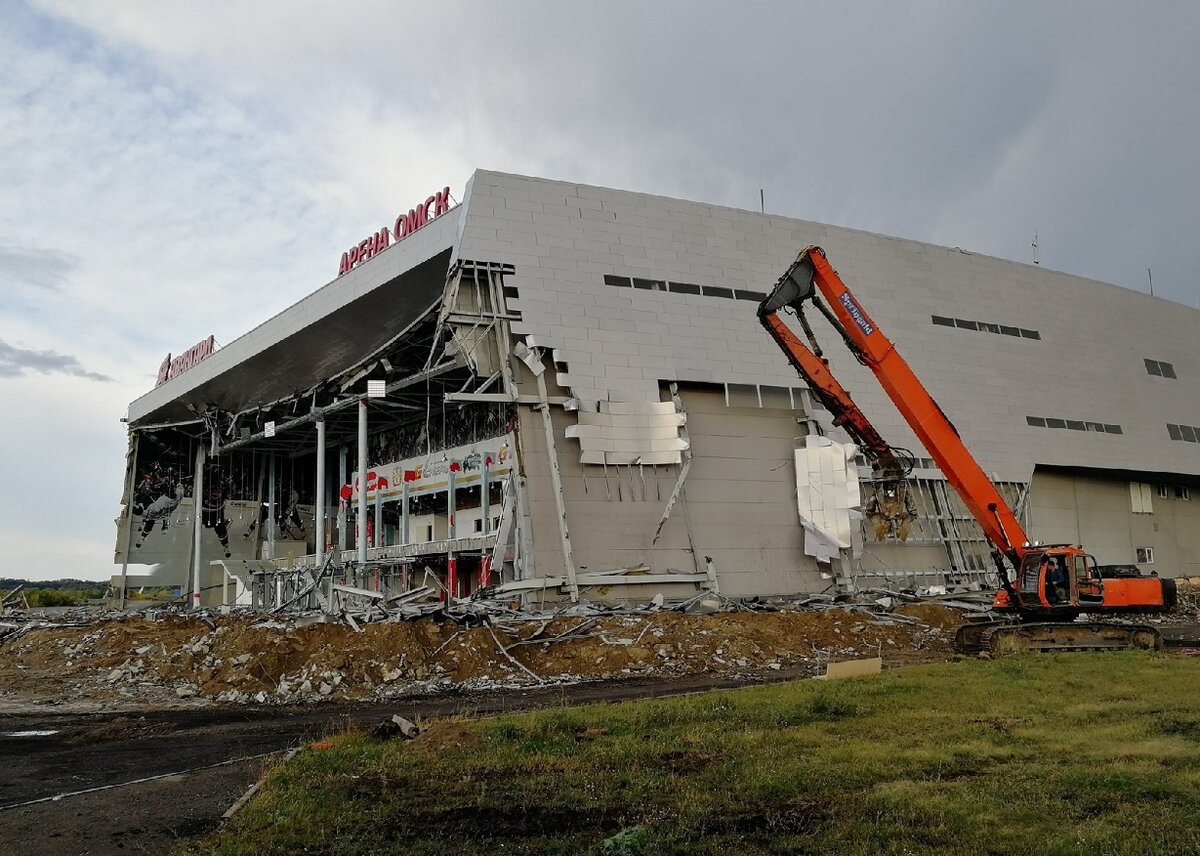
[954, 621, 1162, 656]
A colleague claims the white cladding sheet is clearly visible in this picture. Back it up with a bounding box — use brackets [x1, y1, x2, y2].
[794, 435, 863, 562]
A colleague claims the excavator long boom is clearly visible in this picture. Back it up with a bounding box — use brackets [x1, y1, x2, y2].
[758, 246, 1029, 564]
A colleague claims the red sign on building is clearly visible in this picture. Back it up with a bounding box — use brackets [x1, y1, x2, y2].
[156, 335, 216, 387]
[337, 187, 452, 276]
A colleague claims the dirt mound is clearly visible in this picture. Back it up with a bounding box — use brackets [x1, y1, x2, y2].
[895, 603, 965, 630]
[0, 607, 955, 708]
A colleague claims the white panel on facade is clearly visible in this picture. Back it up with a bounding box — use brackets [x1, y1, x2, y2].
[794, 435, 862, 562]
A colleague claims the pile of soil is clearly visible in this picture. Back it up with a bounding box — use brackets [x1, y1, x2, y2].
[0, 604, 959, 708]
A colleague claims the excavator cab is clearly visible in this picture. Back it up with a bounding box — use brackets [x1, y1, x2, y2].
[1014, 547, 1105, 612]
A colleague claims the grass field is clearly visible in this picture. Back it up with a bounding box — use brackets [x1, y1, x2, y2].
[192, 653, 1200, 855]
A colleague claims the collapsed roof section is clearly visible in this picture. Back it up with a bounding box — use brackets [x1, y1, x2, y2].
[126, 206, 472, 456]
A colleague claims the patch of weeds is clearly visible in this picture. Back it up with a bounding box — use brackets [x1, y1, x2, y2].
[487, 721, 524, 741]
[601, 825, 651, 856]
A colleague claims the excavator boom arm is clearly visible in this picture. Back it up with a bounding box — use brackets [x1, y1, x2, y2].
[759, 312, 901, 472]
[759, 246, 1029, 561]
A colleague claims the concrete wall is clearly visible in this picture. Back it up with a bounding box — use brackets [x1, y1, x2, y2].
[1029, 469, 1200, 577]
[515, 383, 827, 597]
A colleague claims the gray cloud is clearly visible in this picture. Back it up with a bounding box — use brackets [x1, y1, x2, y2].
[0, 244, 79, 290]
[0, 338, 113, 381]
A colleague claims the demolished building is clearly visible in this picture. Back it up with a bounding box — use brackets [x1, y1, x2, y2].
[113, 171, 1200, 608]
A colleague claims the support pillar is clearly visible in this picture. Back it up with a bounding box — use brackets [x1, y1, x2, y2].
[481, 458, 491, 533]
[533, 350, 579, 601]
[446, 553, 458, 602]
[267, 454, 276, 560]
[315, 418, 325, 567]
[117, 431, 140, 610]
[338, 446, 348, 552]
[192, 443, 205, 609]
[401, 478, 410, 545]
[357, 399, 368, 566]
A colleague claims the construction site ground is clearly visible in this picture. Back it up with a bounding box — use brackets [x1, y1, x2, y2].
[3, 591, 1199, 854]
[0, 672, 825, 856]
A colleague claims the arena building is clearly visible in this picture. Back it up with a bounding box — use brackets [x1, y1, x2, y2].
[114, 170, 1200, 606]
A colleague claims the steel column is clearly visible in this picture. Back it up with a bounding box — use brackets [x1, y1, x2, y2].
[357, 399, 368, 565]
[192, 443, 205, 609]
[267, 454, 276, 560]
[315, 418, 325, 567]
[117, 431, 140, 610]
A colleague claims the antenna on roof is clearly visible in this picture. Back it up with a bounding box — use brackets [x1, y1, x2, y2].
[1032, 229, 1039, 265]
[760, 188, 765, 214]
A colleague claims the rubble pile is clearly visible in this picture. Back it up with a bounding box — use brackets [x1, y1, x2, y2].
[6, 579, 1194, 710]
[0, 599, 958, 708]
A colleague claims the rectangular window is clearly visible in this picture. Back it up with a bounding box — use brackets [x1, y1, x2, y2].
[979, 322, 1001, 334]
[1176, 486, 1191, 501]
[1066, 420, 1086, 431]
[632, 278, 665, 290]
[1130, 483, 1154, 514]
[1158, 484, 1170, 499]
[999, 325, 1021, 336]
[1046, 418, 1067, 429]
[1168, 423, 1183, 441]
[604, 274, 632, 287]
[1019, 329, 1041, 340]
[734, 289, 765, 301]
[931, 315, 955, 327]
[667, 281, 701, 295]
[955, 319, 979, 330]
[473, 518, 484, 533]
[1136, 546, 1155, 564]
[1103, 424, 1123, 435]
[1086, 422, 1104, 432]
[1183, 425, 1198, 443]
[1145, 358, 1177, 378]
[1026, 416, 1047, 427]
[702, 285, 733, 299]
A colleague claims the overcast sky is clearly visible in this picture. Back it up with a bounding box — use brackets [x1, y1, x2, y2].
[2, 1, 1198, 581]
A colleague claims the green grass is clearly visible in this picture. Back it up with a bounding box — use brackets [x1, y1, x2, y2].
[190, 653, 1200, 856]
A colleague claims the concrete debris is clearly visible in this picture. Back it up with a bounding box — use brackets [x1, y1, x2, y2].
[372, 714, 420, 740]
[4, 585, 1196, 710]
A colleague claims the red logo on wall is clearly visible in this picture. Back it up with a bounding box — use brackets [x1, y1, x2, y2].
[155, 335, 216, 387]
[337, 187, 452, 277]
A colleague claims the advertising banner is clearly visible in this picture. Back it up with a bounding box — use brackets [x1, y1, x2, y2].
[351, 435, 514, 501]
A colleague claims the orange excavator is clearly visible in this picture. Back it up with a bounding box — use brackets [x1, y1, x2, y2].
[759, 246, 1175, 655]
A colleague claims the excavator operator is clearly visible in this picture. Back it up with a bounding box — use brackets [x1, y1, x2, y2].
[1044, 557, 1067, 604]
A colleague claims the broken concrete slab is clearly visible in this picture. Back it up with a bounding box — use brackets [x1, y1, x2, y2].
[372, 714, 420, 740]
